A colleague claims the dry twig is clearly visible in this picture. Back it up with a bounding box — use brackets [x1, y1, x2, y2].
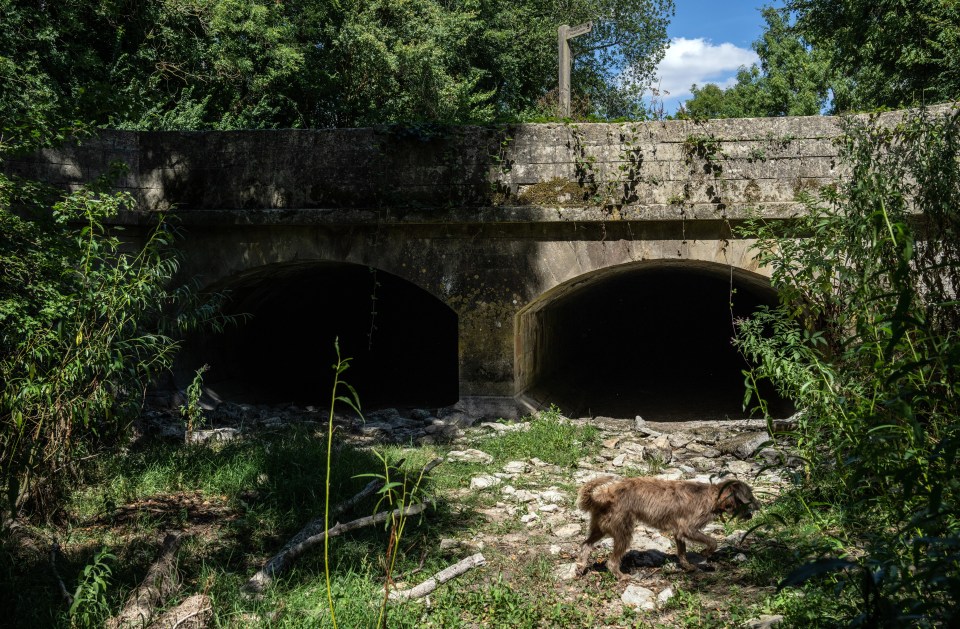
[388, 553, 486, 601]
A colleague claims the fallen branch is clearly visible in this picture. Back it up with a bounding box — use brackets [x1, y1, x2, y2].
[388, 553, 486, 601]
[146, 593, 212, 629]
[243, 457, 442, 594]
[244, 500, 434, 593]
[107, 532, 186, 629]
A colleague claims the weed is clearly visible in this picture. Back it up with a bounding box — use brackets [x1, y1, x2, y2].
[67, 547, 115, 629]
[180, 364, 209, 441]
[322, 339, 362, 629]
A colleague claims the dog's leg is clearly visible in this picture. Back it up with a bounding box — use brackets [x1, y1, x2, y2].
[674, 536, 697, 572]
[685, 529, 718, 558]
[607, 523, 632, 581]
[576, 521, 604, 576]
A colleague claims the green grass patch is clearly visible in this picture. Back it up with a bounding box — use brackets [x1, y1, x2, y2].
[476, 406, 601, 468]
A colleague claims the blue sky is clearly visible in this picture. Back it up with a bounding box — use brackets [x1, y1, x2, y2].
[653, 0, 782, 113]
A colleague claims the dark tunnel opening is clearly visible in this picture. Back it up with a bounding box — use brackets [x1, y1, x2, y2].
[518, 264, 793, 421]
[181, 262, 459, 409]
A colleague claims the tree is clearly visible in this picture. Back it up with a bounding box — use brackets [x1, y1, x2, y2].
[0, 0, 675, 130]
[682, 1, 960, 118]
[682, 7, 830, 119]
[787, 0, 960, 112]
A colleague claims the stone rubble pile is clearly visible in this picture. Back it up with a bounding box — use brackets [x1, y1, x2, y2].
[439, 412, 800, 622]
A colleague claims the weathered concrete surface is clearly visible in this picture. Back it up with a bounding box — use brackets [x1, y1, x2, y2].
[5, 113, 854, 215]
[6, 112, 881, 415]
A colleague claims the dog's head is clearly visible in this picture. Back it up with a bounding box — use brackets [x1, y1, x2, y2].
[715, 480, 759, 520]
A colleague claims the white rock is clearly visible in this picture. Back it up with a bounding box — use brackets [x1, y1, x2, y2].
[520, 513, 539, 523]
[548, 544, 562, 555]
[725, 530, 748, 546]
[655, 469, 683, 481]
[553, 562, 579, 581]
[513, 489, 538, 503]
[733, 553, 748, 563]
[621, 585, 656, 610]
[745, 614, 784, 629]
[717, 431, 770, 459]
[501, 485, 516, 495]
[539, 488, 566, 503]
[612, 454, 627, 467]
[503, 460, 529, 474]
[725, 460, 755, 476]
[685, 442, 721, 458]
[656, 586, 674, 607]
[634, 416, 661, 437]
[539, 504, 559, 513]
[529, 457, 548, 467]
[469, 474, 501, 490]
[447, 449, 494, 464]
[553, 523, 581, 539]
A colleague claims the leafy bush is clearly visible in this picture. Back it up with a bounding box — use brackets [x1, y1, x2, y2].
[736, 106, 960, 624]
[0, 171, 223, 519]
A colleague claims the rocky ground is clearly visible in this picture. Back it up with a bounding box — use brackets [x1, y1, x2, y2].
[440, 415, 796, 626]
[137, 399, 798, 627]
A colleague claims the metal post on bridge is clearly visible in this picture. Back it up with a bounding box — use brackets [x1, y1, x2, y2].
[558, 21, 593, 117]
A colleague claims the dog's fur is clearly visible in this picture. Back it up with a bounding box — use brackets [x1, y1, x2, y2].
[576, 476, 759, 579]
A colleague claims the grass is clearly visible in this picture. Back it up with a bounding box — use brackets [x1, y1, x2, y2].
[474, 405, 601, 468]
[1, 404, 871, 628]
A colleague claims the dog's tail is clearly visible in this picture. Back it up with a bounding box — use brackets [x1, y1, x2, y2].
[578, 475, 617, 513]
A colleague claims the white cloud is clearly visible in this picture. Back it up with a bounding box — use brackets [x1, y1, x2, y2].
[652, 37, 759, 102]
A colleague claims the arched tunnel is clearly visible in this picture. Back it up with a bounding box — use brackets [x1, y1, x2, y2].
[516, 262, 793, 421]
[181, 262, 459, 409]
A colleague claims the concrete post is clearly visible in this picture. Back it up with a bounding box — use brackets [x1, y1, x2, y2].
[558, 25, 570, 117]
[558, 21, 593, 118]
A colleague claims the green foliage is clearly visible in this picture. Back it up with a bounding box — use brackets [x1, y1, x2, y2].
[0, 178, 186, 517]
[735, 106, 960, 624]
[180, 364, 209, 440]
[682, 7, 830, 119]
[478, 405, 600, 468]
[67, 547, 115, 629]
[356, 450, 433, 629]
[684, 2, 960, 118]
[786, 0, 960, 112]
[0, 0, 675, 128]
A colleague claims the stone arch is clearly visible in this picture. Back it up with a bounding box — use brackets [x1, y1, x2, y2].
[515, 259, 791, 420]
[178, 260, 459, 409]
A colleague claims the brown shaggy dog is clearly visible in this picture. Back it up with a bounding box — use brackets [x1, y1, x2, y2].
[576, 476, 759, 579]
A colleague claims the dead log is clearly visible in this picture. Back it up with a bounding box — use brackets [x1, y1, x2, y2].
[243, 457, 442, 594]
[388, 553, 486, 601]
[244, 500, 433, 593]
[107, 532, 185, 629]
[146, 594, 212, 629]
[49, 542, 73, 607]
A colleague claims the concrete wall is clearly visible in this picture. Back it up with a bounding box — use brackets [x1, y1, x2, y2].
[5, 114, 853, 217]
[5, 114, 864, 416]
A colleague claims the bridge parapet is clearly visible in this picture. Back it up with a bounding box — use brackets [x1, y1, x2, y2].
[4, 114, 859, 224]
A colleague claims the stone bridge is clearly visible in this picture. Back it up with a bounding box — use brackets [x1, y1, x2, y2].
[8, 114, 859, 420]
